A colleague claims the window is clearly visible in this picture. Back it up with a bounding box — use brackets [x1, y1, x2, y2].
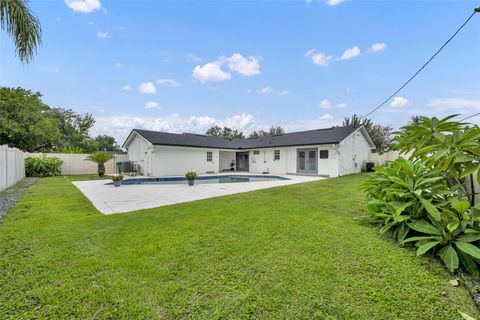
[274, 150, 280, 161]
[253, 150, 260, 155]
[319, 150, 329, 159]
[207, 151, 213, 162]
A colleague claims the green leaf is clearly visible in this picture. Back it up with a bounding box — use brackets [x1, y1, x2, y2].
[458, 250, 479, 278]
[416, 241, 440, 256]
[456, 242, 480, 259]
[459, 311, 477, 320]
[408, 220, 442, 235]
[419, 198, 442, 222]
[449, 199, 470, 215]
[402, 236, 441, 244]
[477, 168, 480, 184]
[460, 164, 479, 179]
[396, 223, 410, 243]
[447, 221, 460, 233]
[439, 244, 459, 272]
[457, 233, 480, 243]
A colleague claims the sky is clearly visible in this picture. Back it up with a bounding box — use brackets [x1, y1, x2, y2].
[1, 0, 480, 144]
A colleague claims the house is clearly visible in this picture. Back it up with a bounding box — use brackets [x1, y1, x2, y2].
[122, 125, 375, 177]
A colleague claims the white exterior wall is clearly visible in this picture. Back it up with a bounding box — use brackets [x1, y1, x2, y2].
[338, 129, 372, 175]
[126, 135, 153, 175]
[151, 146, 220, 176]
[219, 151, 236, 171]
[249, 145, 339, 177]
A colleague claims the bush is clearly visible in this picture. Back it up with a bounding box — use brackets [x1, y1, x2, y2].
[111, 175, 123, 181]
[25, 155, 63, 177]
[363, 115, 480, 276]
[185, 171, 198, 181]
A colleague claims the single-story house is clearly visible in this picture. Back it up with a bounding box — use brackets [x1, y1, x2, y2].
[122, 125, 375, 177]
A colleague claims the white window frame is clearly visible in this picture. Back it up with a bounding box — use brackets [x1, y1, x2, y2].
[207, 151, 213, 162]
[274, 150, 280, 161]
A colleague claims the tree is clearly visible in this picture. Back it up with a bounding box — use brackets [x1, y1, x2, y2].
[94, 135, 122, 152]
[342, 114, 393, 152]
[205, 126, 244, 139]
[0, 87, 60, 151]
[48, 108, 98, 152]
[85, 152, 114, 177]
[0, 0, 42, 63]
[248, 125, 285, 138]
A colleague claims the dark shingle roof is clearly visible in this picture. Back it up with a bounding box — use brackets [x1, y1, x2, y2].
[127, 126, 363, 150]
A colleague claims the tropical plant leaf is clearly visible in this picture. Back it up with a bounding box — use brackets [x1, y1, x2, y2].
[458, 250, 480, 278]
[456, 242, 480, 260]
[408, 220, 442, 235]
[416, 241, 440, 256]
[457, 233, 480, 243]
[402, 236, 441, 244]
[459, 310, 478, 320]
[419, 198, 442, 222]
[439, 244, 459, 272]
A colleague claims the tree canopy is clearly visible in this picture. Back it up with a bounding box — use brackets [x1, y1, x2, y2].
[205, 126, 245, 139]
[249, 125, 285, 138]
[342, 114, 393, 152]
[0, 86, 121, 153]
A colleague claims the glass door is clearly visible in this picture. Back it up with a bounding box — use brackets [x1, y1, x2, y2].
[297, 148, 317, 174]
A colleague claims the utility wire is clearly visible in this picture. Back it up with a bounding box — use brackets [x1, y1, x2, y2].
[460, 112, 480, 122]
[362, 8, 479, 118]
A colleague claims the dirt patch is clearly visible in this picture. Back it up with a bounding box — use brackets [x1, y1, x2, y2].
[0, 178, 38, 219]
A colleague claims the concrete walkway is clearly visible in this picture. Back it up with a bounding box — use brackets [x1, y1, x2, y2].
[73, 173, 324, 214]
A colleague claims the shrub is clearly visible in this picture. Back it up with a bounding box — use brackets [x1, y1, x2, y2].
[111, 175, 123, 181]
[25, 155, 63, 177]
[185, 171, 198, 181]
[363, 115, 480, 276]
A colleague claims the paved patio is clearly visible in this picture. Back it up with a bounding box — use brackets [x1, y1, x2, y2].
[72, 173, 324, 214]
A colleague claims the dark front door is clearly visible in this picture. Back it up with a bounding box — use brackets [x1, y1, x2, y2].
[297, 148, 317, 174]
[236, 152, 249, 171]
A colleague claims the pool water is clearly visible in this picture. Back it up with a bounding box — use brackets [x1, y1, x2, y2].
[112, 175, 289, 185]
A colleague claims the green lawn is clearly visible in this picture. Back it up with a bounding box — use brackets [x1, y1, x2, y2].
[0, 174, 478, 319]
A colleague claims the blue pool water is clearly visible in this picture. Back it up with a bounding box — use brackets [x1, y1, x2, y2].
[110, 175, 289, 185]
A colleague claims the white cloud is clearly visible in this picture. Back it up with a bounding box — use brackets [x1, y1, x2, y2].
[119, 26, 125, 32]
[65, 0, 102, 13]
[370, 43, 387, 53]
[305, 49, 332, 66]
[97, 31, 109, 39]
[336, 102, 348, 108]
[145, 101, 160, 109]
[390, 96, 409, 108]
[91, 113, 256, 144]
[223, 53, 260, 76]
[320, 99, 332, 109]
[138, 82, 156, 94]
[338, 46, 361, 60]
[319, 113, 334, 120]
[88, 21, 95, 26]
[257, 86, 289, 96]
[122, 84, 132, 91]
[192, 62, 231, 82]
[156, 79, 182, 87]
[192, 53, 260, 82]
[326, 0, 345, 6]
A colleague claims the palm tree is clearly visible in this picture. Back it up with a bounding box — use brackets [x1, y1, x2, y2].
[85, 153, 114, 177]
[0, 0, 42, 63]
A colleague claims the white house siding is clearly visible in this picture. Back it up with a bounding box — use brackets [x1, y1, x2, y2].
[248, 146, 339, 177]
[338, 129, 372, 175]
[151, 146, 219, 176]
[127, 135, 152, 175]
[219, 151, 236, 171]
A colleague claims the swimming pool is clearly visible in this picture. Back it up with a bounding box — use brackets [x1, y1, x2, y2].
[111, 175, 289, 185]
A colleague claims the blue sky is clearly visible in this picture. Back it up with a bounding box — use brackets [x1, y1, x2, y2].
[1, 0, 479, 143]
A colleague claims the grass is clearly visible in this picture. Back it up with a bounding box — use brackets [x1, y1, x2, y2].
[0, 174, 478, 319]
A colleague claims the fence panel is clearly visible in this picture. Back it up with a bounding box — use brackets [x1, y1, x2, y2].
[25, 153, 128, 175]
[0, 145, 26, 192]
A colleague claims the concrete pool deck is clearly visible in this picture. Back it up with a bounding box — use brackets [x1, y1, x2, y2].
[72, 173, 324, 214]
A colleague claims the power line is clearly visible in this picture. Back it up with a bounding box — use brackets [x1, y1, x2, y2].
[362, 8, 479, 118]
[460, 112, 480, 122]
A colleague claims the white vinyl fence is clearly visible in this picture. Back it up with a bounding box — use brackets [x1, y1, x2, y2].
[0, 145, 26, 192]
[25, 153, 128, 175]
